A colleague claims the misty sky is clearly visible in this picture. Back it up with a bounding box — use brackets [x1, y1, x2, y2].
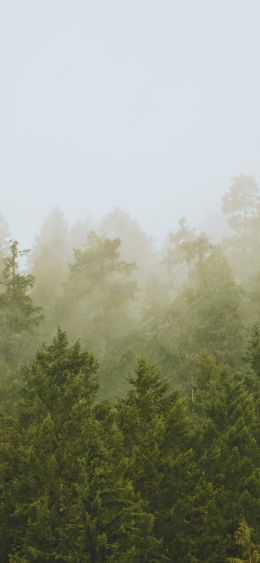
[0, 0, 260, 246]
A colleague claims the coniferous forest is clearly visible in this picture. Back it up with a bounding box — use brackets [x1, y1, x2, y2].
[0, 176, 260, 562]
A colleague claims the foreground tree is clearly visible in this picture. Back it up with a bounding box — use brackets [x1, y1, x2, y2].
[1, 331, 161, 562]
[117, 359, 223, 562]
[193, 356, 260, 561]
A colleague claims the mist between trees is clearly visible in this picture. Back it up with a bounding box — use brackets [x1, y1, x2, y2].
[0, 175, 259, 562]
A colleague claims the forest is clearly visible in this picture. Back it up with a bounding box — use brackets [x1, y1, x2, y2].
[0, 175, 259, 562]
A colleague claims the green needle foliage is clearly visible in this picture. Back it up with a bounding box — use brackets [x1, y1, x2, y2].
[0, 179, 260, 561]
[0, 240, 42, 365]
[1, 331, 161, 562]
[227, 519, 260, 562]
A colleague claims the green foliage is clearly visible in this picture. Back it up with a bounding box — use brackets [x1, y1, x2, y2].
[1, 332, 160, 562]
[247, 325, 260, 378]
[1, 182, 260, 561]
[0, 214, 10, 264]
[117, 360, 215, 561]
[222, 176, 260, 235]
[62, 233, 136, 342]
[60, 232, 138, 396]
[100, 208, 160, 285]
[227, 519, 260, 562]
[193, 356, 260, 560]
[0, 240, 42, 365]
[146, 246, 244, 389]
[222, 176, 260, 283]
[30, 208, 72, 311]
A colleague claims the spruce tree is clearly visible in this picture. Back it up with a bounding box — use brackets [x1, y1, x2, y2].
[0, 240, 42, 365]
[193, 356, 260, 561]
[3, 331, 161, 562]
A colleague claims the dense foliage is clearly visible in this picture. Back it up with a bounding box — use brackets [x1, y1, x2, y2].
[0, 176, 259, 561]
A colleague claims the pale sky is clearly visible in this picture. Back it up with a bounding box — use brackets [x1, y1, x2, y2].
[0, 0, 260, 246]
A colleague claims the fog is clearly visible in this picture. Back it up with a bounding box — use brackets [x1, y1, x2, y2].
[1, 3, 260, 561]
[1, 0, 260, 246]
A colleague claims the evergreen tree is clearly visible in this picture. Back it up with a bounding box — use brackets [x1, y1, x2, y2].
[222, 176, 260, 282]
[117, 359, 218, 561]
[144, 245, 244, 391]
[30, 208, 72, 314]
[227, 519, 260, 562]
[222, 176, 260, 235]
[61, 233, 137, 396]
[193, 356, 260, 561]
[100, 208, 159, 285]
[0, 214, 10, 266]
[0, 240, 42, 365]
[2, 331, 160, 562]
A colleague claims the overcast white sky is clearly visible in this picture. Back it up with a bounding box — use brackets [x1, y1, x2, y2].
[0, 0, 260, 245]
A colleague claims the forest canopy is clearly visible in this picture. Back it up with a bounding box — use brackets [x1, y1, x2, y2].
[0, 176, 259, 562]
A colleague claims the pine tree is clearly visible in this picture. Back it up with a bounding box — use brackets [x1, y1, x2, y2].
[222, 176, 260, 282]
[193, 356, 260, 561]
[3, 331, 161, 562]
[0, 240, 42, 365]
[30, 208, 72, 314]
[0, 214, 10, 267]
[61, 232, 137, 396]
[117, 359, 214, 561]
[148, 246, 244, 390]
[227, 519, 260, 562]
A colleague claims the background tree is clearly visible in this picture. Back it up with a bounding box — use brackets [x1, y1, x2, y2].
[30, 208, 72, 321]
[227, 519, 260, 562]
[0, 240, 42, 366]
[0, 214, 10, 268]
[61, 233, 138, 396]
[99, 207, 160, 286]
[144, 245, 244, 389]
[222, 176, 260, 283]
[222, 176, 260, 235]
